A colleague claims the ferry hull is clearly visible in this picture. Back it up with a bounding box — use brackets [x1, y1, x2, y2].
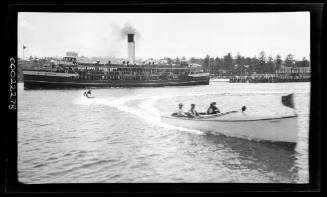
[23, 77, 209, 89]
[23, 69, 209, 89]
[24, 80, 209, 89]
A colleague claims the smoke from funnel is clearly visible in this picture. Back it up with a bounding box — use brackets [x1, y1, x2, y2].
[108, 23, 140, 61]
[120, 23, 140, 39]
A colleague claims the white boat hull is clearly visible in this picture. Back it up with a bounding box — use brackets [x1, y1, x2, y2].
[161, 115, 298, 144]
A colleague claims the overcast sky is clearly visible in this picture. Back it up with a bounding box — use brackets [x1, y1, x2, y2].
[18, 12, 310, 60]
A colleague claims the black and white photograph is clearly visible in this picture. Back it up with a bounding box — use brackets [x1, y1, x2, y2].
[9, 5, 320, 188]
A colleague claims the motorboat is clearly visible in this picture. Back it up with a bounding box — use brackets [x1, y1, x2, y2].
[161, 94, 298, 145]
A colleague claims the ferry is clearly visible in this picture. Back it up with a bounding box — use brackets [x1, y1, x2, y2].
[22, 33, 209, 89]
[22, 57, 209, 89]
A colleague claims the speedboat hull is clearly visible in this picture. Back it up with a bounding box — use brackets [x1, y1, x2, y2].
[161, 114, 298, 144]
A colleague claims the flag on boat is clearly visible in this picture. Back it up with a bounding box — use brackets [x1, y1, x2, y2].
[23, 45, 26, 49]
[282, 93, 295, 109]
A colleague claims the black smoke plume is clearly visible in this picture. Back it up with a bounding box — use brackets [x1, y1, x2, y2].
[120, 23, 140, 40]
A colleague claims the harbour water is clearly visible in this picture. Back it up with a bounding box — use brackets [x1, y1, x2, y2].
[17, 81, 310, 183]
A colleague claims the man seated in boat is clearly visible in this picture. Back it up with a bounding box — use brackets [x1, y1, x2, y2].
[186, 104, 199, 118]
[207, 102, 221, 115]
[172, 103, 188, 117]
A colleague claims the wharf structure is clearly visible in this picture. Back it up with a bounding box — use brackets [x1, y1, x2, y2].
[229, 66, 310, 83]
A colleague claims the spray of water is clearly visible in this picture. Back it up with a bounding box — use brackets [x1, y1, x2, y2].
[73, 93, 204, 135]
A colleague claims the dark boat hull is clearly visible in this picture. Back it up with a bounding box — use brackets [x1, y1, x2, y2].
[23, 76, 209, 89]
[24, 80, 209, 89]
[23, 69, 210, 89]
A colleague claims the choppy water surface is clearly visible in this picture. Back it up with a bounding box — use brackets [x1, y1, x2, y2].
[18, 82, 310, 183]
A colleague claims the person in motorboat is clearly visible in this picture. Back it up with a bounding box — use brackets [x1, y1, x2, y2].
[207, 102, 221, 115]
[171, 103, 187, 117]
[186, 104, 199, 118]
[177, 103, 188, 117]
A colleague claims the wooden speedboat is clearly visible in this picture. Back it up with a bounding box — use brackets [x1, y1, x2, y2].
[161, 112, 298, 144]
[162, 94, 298, 145]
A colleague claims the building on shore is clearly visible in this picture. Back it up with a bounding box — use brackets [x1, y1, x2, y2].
[66, 51, 78, 58]
[276, 65, 310, 79]
[229, 65, 310, 83]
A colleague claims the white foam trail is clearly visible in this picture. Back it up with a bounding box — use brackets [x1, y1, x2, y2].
[73, 94, 204, 135]
[73, 96, 109, 106]
[113, 95, 204, 135]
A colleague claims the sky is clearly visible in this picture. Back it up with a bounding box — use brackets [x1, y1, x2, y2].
[18, 12, 310, 60]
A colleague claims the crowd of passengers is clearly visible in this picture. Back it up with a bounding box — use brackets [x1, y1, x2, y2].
[172, 102, 221, 118]
[54, 66, 191, 80]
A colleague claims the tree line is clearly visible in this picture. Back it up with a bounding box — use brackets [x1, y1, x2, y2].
[187, 51, 310, 75]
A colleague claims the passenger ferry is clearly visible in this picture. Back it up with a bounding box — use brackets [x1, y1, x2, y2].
[22, 33, 209, 89]
[22, 56, 210, 89]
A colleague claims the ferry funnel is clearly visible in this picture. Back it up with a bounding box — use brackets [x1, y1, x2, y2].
[127, 34, 135, 64]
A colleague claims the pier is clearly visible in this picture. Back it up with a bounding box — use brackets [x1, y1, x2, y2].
[229, 74, 310, 83]
[229, 66, 310, 83]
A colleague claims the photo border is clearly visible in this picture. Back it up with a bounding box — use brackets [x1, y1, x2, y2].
[5, 2, 323, 193]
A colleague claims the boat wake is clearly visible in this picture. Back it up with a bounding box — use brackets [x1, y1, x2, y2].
[72, 90, 297, 137]
[73, 93, 205, 135]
